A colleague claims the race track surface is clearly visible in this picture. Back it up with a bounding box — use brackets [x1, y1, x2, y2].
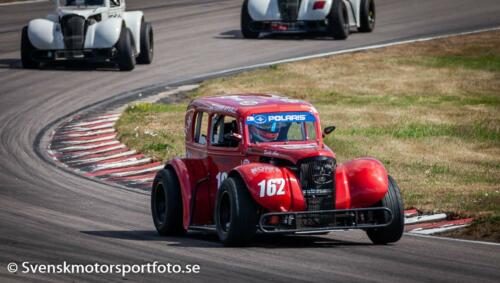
[1, 0, 500, 282]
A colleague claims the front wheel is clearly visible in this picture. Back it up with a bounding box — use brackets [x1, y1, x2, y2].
[366, 175, 404, 244]
[21, 26, 39, 69]
[137, 21, 154, 64]
[215, 176, 258, 246]
[241, 0, 260, 39]
[329, 0, 350, 40]
[115, 27, 136, 71]
[358, 0, 376, 32]
[151, 169, 185, 236]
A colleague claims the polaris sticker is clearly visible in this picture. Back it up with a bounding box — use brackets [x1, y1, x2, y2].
[246, 112, 316, 125]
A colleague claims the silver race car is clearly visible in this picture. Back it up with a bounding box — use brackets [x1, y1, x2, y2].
[21, 0, 154, 71]
[241, 0, 375, 39]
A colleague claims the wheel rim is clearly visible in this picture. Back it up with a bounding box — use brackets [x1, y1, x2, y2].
[219, 191, 231, 233]
[154, 184, 167, 224]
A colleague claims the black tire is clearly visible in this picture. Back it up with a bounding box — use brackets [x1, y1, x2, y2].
[151, 168, 185, 236]
[21, 26, 39, 69]
[358, 0, 376, 32]
[241, 0, 260, 39]
[215, 176, 258, 246]
[115, 26, 136, 71]
[366, 175, 404, 245]
[329, 0, 350, 40]
[137, 21, 154, 64]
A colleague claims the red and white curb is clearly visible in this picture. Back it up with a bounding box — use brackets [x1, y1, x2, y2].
[47, 113, 473, 234]
[404, 209, 473, 235]
[48, 113, 163, 190]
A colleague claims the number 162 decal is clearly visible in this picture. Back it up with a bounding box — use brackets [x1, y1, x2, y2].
[258, 178, 285, 197]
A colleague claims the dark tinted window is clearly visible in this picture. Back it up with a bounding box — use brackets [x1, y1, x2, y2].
[210, 115, 240, 148]
[110, 0, 121, 7]
[65, 0, 104, 6]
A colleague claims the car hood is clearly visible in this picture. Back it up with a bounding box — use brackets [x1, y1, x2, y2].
[247, 143, 335, 164]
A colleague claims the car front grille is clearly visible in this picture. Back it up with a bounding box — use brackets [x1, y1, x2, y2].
[277, 0, 302, 22]
[298, 157, 336, 226]
[60, 15, 88, 50]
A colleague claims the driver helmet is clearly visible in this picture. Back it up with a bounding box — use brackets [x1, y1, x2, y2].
[250, 122, 280, 142]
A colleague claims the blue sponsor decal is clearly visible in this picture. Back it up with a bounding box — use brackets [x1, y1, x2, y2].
[246, 112, 316, 125]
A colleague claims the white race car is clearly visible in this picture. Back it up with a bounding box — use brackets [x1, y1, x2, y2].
[241, 0, 375, 39]
[21, 0, 153, 71]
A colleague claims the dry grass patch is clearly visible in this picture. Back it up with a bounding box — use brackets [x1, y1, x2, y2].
[117, 30, 500, 241]
[115, 103, 186, 162]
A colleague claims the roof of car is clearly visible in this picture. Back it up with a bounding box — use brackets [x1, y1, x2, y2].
[189, 94, 317, 116]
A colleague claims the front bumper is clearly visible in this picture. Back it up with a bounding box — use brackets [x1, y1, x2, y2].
[259, 207, 393, 234]
[32, 48, 118, 62]
[251, 20, 329, 33]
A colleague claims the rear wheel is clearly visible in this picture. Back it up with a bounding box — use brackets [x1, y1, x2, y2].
[359, 0, 376, 32]
[241, 0, 260, 39]
[137, 21, 154, 64]
[329, 0, 350, 40]
[115, 27, 136, 71]
[21, 26, 39, 69]
[151, 169, 185, 236]
[366, 175, 404, 244]
[215, 176, 258, 246]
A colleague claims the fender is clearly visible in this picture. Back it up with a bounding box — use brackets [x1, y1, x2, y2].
[248, 0, 333, 21]
[166, 158, 209, 230]
[344, 0, 361, 27]
[28, 19, 64, 50]
[336, 158, 388, 208]
[84, 17, 123, 49]
[122, 11, 143, 54]
[231, 163, 306, 212]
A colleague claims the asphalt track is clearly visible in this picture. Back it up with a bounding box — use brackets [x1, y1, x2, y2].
[1, 0, 500, 282]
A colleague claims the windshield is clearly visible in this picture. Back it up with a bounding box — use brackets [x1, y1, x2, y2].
[64, 0, 104, 6]
[246, 112, 317, 143]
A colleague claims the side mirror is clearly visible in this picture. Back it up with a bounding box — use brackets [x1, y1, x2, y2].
[322, 126, 336, 137]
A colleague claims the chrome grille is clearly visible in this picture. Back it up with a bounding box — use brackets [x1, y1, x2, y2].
[60, 15, 88, 50]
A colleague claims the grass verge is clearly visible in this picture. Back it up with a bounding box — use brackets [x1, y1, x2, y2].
[116, 31, 500, 242]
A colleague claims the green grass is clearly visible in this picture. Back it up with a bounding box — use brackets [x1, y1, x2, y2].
[339, 122, 499, 143]
[125, 103, 186, 113]
[115, 103, 187, 162]
[422, 55, 500, 72]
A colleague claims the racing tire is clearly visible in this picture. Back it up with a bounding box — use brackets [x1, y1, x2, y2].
[329, 0, 350, 40]
[137, 21, 154, 64]
[151, 169, 186, 236]
[366, 175, 404, 245]
[116, 27, 136, 71]
[241, 0, 260, 39]
[21, 26, 39, 69]
[358, 0, 376, 32]
[215, 176, 259, 246]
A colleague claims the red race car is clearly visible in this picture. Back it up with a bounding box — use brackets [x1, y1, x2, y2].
[151, 94, 404, 246]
